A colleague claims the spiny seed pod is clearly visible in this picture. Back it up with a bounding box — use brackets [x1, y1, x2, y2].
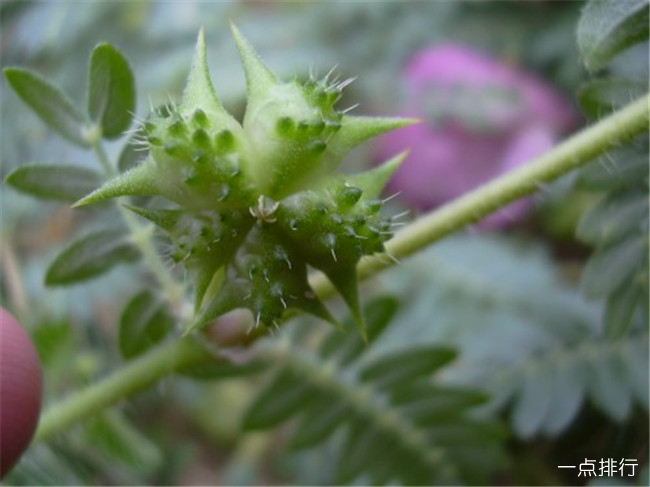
[75, 25, 415, 338]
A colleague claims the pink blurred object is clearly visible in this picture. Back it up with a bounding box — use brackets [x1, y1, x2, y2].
[376, 44, 579, 228]
[1, 308, 42, 478]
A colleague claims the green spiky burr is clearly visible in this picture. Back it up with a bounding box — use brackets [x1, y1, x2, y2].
[75, 25, 416, 338]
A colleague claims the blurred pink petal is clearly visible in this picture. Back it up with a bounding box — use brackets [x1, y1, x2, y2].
[376, 43, 579, 229]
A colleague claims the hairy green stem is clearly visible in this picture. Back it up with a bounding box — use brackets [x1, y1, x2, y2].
[91, 141, 185, 308]
[120, 208, 185, 308]
[90, 133, 117, 177]
[34, 93, 650, 443]
[34, 338, 212, 442]
[312, 93, 650, 294]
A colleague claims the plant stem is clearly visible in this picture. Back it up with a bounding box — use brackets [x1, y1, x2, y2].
[120, 208, 185, 308]
[91, 135, 117, 177]
[91, 141, 185, 309]
[34, 338, 212, 442]
[312, 93, 650, 294]
[34, 93, 650, 443]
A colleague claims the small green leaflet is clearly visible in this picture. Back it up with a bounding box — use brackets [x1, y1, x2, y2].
[45, 228, 140, 286]
[358, 346, 457, 390]
[576, 191, 648, 246]
[319, 295, 398, 365]
[119, 291, 175, 360]
[4, 67, 90, 147]
[83, 411, 162, 475]
[576, 141, 648, 191]
[580, 232, 645, 299]
[87, 43, 136, 139]
[578, 78, 647, 118]
[577, 0, 650, 71]
[242, 369, 315, 430]
[5, 164, 102, 202]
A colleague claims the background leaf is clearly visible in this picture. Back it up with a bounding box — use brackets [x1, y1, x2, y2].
[575, 0, 649, 342]
[180, 359, 267, 380]
[119, 291, 175, 360]
[45, 228, 140, 286]
[603, 282, 643, 339]
[238, 300, 504, 485]
[512, 363, 555, 438]
[578, 78, 647, 118]
[4, 67, 89, 147]
[319, 295, 398, 365]
[87, 43, 136, 138]
[576, 191, 648, 246]
[576, 138, 649, 191]
[242, 368, 316, 430]
[377, 235, 648, 438]
[82, 411, 162, 474]
[5, 164, 102, 202]
[359, 346, 457, 390]
[577, 0, 649, 71]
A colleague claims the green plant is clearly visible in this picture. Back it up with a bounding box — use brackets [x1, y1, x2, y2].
[2, 3, 649, 484]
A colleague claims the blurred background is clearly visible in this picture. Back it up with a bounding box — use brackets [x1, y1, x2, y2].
[1, 1, 648, 485]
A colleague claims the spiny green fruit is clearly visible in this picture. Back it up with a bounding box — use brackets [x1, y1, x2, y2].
[75, 25, 415, 338]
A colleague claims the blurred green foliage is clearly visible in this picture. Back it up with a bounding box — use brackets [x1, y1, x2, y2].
[575, 0, 649, 340]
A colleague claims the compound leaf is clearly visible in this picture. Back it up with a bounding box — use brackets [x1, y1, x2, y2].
[240, 297, 502, 485]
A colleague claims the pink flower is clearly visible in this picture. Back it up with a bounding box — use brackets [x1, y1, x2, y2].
[376, 44, 578, 228]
